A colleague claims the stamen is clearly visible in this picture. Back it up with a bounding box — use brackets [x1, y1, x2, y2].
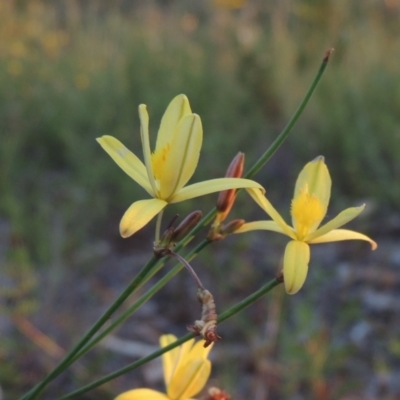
[291, 185, 325, 240]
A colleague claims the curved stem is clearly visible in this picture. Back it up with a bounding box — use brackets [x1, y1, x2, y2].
[245, 49, 333, 179]
[56, 278, 282, 400]
[171, 251, 205, 289]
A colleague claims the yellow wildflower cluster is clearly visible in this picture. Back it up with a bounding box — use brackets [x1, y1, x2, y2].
[99, 95, 376, 297]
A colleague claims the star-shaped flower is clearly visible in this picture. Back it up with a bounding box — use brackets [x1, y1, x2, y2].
[97, 94, 263, 238]
[236, 156, 377, 294]
[115, 334, 212, 400]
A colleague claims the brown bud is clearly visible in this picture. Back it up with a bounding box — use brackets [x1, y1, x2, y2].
[171, 210, 203, 242]
[155, 212, 202, 257]
[220, 219, 245, 235]
[216, 152, 245, 219]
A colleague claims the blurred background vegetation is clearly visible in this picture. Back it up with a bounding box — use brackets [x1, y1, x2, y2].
[0, 0, 399, 399]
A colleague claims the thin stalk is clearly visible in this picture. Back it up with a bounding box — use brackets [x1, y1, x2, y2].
[22, 255, 160, 400]
[171, 251, 205, 289]
[245, 48, 334, 179]
[218, 278, 281, 322]
[56, 278, 282, 400]
[154, 208, 164, 243]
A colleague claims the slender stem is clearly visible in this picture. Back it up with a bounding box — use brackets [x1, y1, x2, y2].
[218, 278, 281, 322]
[22, 256, 160, 400]
[171, 251, 205, 289]
[56, 278, 282, 400]
[154, 209, 164, 243]
[245, 49, 333, 179]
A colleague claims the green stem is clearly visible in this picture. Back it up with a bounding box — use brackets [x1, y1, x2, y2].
[245, 49, 333, 179]
[22, 255, 160, 400]
[218, 277, 281, 322]
[56, 278, 282, 400]
[154, 208, 164, 243]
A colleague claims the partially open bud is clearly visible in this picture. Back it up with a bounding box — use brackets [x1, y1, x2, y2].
[203, 387, 231, 400]
[216, 152, 245, 222]
[154, 227, 175, 257]
[208, 153, 245, 241]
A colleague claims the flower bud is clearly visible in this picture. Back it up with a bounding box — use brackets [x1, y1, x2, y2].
[158, 227, 175, 248]
[216, 152, 245, 221]
[220, 219, 245, 236]
[171, 210, 203, 242]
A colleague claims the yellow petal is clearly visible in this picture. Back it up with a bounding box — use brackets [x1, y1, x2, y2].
[306, 205, 366, 242]
[246, 188, 295, 239]
[156, 94, 192, 152]
[293, 156, 331, 219]
[283, 241, 310, 294]
[169, 178, 264, 204]
[308, 229, 377, 250]
[160, 334, 179, 386]
[119, 198, 167, 238]
[115, 388, 168, 400]
[96, 136, 154, 196]
[234, 220, 291, 236]
[159, 114, 202, 199]
[168, 359, 211, 399]
[160, 335, 195, 387]
[185, 340, 213, 363]
[139, 104, 158, 195]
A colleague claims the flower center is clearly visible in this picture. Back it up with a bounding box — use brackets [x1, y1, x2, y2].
[291, 185, 325, 240]
[151, 143, 171, 182]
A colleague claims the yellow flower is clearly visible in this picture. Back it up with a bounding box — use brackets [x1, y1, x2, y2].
[115, 334, 212, 400]
[97, 94, 263, 238]
[236, 156, 377, 295]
